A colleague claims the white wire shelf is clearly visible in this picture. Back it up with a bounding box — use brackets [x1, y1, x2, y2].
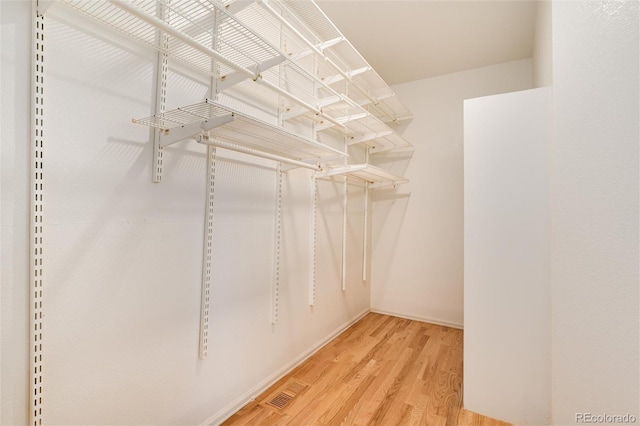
[315, 163, 408, 188]
[308, 97, 412, 153]
[133, 100, 347, 168]
[270, 0, 413, 124]
[61, 0, 412, 154]
[61, 0, 357, 130]
[61, 0, 283, 79]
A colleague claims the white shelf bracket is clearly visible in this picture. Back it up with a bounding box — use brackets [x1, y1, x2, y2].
[318, 95, 342, 108]
[38, 0, 54, 14]
[218, 55, 287, 92]
[347, 66, 371, 79]
[287, 37, 344, 62]
[348, 131, 393, 146]
[157, 113, 235, 147]
[321, 73, 346, 86]
[281, 106, 307, 121]
[224, 0, 255, 16]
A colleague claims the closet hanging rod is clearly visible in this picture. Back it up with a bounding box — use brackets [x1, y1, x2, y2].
[197, 137, 321, 171]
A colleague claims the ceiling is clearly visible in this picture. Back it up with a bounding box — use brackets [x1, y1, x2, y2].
[316, 0, 539, 85]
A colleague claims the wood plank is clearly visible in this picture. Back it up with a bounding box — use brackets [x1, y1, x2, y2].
[222, 314, 512, 426]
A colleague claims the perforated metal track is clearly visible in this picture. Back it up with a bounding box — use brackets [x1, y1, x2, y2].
[272, 163, 282, 324]
[200, 146, 216, 359]
[309, 175, 317, 306]
[152, 1, 169, 182]
[31, 3, 45, 425]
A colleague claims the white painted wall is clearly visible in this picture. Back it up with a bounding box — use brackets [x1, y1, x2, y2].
[464, 88, 551, 425]
[533, 0, 552, 88]
[370, 59, 533, 328]
[551, 1, 639, 423]
[1, 5, 370, 425]
[1, 2, 31, 424]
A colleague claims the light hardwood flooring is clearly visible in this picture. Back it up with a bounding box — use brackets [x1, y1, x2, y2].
[223, 313, 511, 426]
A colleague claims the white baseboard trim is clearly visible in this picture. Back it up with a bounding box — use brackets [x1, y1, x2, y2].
[370, 308, 464, 330]
[201, 307, 371, 426]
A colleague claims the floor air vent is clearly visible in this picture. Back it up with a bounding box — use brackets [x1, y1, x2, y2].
[267, 392, 293, 409]
[264, 380, 308, 411]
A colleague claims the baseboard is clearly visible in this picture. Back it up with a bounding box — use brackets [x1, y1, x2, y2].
[201, 307, 371, 426]
[370, 308, 464, 330]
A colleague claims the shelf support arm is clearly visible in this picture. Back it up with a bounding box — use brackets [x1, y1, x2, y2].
[218, 55, 287, 92]
[347, 131, 393, 146]
[156, 114, 235, 147]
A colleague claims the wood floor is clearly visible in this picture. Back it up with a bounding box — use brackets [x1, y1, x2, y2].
[223, 313, 511, 426]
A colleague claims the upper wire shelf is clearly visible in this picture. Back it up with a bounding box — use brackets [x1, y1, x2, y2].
[61, 0, 359, 130]
[134, 100, 347, 167]
[61, 0, 281, 79]
[270, 0, 413, 124]
[60, 0, 412, 155]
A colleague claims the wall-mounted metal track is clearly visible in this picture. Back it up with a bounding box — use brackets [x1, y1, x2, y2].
[271, 163, 283, 323]
[199, 145, 216, 359]
[363, 182, 369, 282]
[152, 1, 170, 183]
[309, 174, 317, 306]
[30, 2, 46, 424]
[198, 5, 221, 361]
[341, 173, 347, 291]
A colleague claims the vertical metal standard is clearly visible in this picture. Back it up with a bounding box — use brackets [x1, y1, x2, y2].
[200, 145, 216, 359]
[152, 2, 169, 183]
[199, 7, 220, 359]
[309, 174, 318, 305]
[271, 20, 285, 323]
[362, 182, 369, 282]
[341, 82, 350, 292]
[309, 51, 319, 306]
[341, 174, 348, 291]
[30, 2, 45, 425]
[362, 148, 370, 282]
[271, 163, 283, 323]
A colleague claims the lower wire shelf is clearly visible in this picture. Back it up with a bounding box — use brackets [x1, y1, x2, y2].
[133, 99, 347, 170]
[315, 163, 408, 188]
